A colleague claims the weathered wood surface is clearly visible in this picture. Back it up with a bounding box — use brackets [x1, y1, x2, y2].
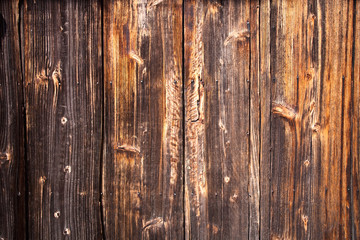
[269, 0, 358, 239]
[23, 0, 103, 239]
[184, 0, 251, 238]
[185, 0, 360, 239]
[0, 1, 26, 239]
[0, 0, 359, 239]
[102, 0, 183, 239]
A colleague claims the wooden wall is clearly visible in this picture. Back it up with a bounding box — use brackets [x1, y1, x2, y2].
[0, 0, 359, 239]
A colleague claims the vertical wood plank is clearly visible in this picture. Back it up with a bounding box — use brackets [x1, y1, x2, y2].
[24, 0, 103, 239]
[353, 1, 360, 238]
[269, 0, 356, 239]
[249, 0, 260, 238]
[259, 0, 271, 239]
[0, 1, 26, 239]
[102, 0, 184, 239]
[184, 0, 251, 238]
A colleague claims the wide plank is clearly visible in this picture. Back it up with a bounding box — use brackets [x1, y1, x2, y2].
[102, 0, 184, 239]
[184, 0, 251, 238]
[24, 0, 103, 238]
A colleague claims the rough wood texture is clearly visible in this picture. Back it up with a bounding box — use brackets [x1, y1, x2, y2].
[23, 0, 103, 239]
[0, 1, 26, 239]
[102, 0, 184, 239]
[184, 0, 251, 238]
[0, 0, 359, 239]
[269, 0, 359, 239]
[259, 0, 271, 239]
[353, 1, 360, 238]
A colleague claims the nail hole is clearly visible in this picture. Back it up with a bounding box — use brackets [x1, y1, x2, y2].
[54, 211, 60, 218]
[64, 166, 71, 173]
[61, 117, 68, 125]
[63, 228, 70, 235]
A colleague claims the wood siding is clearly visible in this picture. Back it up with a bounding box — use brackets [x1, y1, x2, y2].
[0, 0, 359, 239]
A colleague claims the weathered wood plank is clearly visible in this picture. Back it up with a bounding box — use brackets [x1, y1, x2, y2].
[24, 0, 103, 238]
[353, 1, 360, 238]
[259, 0, 271, 239]
[184, 0, 251, 238]
[249, 0, 260, 238]
[102, 0, 183, 239]
[269, 0, 356, 239]
[0, 1, 26, 239]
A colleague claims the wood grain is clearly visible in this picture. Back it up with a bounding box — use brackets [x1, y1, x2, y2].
[0, 0, 359, 239]
[259, 0, 271, 239]
[184, 0, 251, 238]
[0, 1, 26, 239]
[23, 0, 103, 238]
[102, 0, 183, 239]
[268, 0, 358, 239]
[353, 1, 360, 238]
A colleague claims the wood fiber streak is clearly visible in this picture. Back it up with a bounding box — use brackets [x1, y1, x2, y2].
[0, 1, 26, 239]
[184, 0, 251, 239]
[259, 0, 271, 239]
[269, 0, 358, 239]
[1, 0, 359, 239]
[249, 0, 260, 238]
[352, 0, 360, 238]
[24, 0, 103, 239]
[102, 0, 183, 239]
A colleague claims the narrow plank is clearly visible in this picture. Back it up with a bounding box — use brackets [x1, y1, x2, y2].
[0, 1, 26, 239]
[249, 0, 260, 238]
[353, 1, 360, 238]
[269, 0, 355, 239]
[269, 1, 315, 238]
[102, 0, 184, 239]
[259, 0, 271, 239]
[184, 0, 251, 238]
[23, 0, 103, 239]
[311, 1, 354, 239]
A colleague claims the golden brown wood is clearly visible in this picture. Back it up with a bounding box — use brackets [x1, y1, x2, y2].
[0, 0, 359, 239]
[268, 0, 357, 239]
[102, 0, 184, 239]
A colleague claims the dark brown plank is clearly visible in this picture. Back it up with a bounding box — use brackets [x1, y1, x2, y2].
[184, 0, 251, 238]
[102, 0, 184, 239]
[0, 1, 26, 239]
[269, 0, 356, 239]
[23, 0, 103, 239]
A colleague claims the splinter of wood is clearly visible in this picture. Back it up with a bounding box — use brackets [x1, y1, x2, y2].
[129, 51, 144, 65]
[272, 102, 298, 123]
[115, 144, 140, 153]
[142, 217, 164, 231]
[224, 29, 250, 46]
